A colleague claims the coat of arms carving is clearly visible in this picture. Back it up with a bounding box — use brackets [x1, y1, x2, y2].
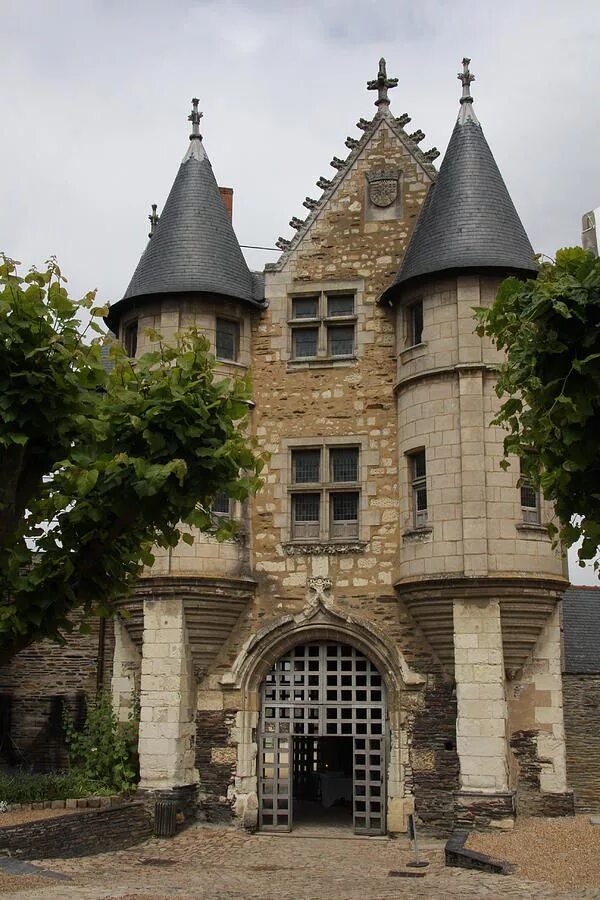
[366, 169, 401, 208]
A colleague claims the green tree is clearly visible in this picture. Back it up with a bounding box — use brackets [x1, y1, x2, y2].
[0, 256, 263, 662]
[476, 247, 600, 565]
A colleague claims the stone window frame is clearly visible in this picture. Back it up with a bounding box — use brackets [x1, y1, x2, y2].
[122, 318, 138, 358]
[405, 298, 424, 349]
[406, 447, 429, 531]
[215, 316, 241, 362]
[285, 281, 364, 370]
[518, 458, 540, 525]
[281, 436, 370, 546]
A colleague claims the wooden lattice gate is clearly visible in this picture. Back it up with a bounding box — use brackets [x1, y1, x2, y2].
[258, 642, 386, 834]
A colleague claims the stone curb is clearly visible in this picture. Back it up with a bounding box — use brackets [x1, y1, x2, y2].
[445, 830, 515, 875]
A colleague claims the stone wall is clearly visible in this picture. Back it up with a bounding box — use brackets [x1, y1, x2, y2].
[0, 618, 113, 769]
[195, 709, 237, 823]
[507, 607, 571, 814]
[0, 802, 151, 860]
[409, 674, 460, 834]
[563, 674, 600, 811]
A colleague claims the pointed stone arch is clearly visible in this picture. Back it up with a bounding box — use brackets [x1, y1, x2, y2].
[221, 597, 424, 833]
[222, 594, 424, 708]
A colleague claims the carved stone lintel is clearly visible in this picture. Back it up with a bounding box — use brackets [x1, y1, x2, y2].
[282, 541, 367, 556]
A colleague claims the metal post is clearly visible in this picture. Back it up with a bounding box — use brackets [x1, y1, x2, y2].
[406, 813, 429, 868]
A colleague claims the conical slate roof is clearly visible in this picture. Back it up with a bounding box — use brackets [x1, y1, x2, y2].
[382, 60, 537, 299]
[106, 102, 263, 331]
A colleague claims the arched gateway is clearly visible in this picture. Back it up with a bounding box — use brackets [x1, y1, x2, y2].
[258, 641, 386, 834]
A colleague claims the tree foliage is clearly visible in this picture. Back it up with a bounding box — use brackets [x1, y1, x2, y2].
[0, 256, 263, 662]
[476, 247, 600, 565]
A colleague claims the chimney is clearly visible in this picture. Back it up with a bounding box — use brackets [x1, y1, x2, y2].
[219, 187, 233, 222]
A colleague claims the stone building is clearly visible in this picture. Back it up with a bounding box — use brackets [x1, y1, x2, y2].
[1, 58, 579, 833]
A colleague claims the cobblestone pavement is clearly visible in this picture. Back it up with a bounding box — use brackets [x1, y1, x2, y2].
[3, 825, 600, 899]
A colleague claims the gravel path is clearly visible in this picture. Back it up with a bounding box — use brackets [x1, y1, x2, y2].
[0, 823, 598, 899]
[467, 815, 600, 891]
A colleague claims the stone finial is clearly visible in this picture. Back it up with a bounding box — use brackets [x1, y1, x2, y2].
[330, 156, 346, 170]
[458, 57, 475, 104]
[276, 237, 291, 251]
[356, 117, 370, 131]
[317, 176, 332, 190]
[345, 136, 359, 150]
[409, 130, 425, 144]
[367, 57, 398, 110]
[289, 216, 304, 230]
[424, 147, 440, 162]
[188, 97, 203, 139]
[303, 197, 318, 211]
[148, 203, 159, 239]
[395, 113, 411, 128]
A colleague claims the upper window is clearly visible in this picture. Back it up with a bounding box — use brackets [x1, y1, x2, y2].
[123, 320, 138, 358]
[290, 444, 360, 541]
[409, 449, 428, 528]
[406, 300, 423, 347]
[216, 318, 240, 361]
[520, 461, 540, 525]
[290, 292, 356, 362]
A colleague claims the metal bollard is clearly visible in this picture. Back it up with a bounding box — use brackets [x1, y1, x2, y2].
[154, 798, 178, 837]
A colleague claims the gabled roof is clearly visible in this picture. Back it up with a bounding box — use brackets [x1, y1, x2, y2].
[267, 58, 439, 273]
[563, 586, 600, 674]
[106, 102, 264, 332]
[381, 59, 537, 300]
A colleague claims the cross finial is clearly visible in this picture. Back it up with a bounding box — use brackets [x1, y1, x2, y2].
[367, 57, 398, 111]
[148, 203, 159, 239]
[458, 57, 475, 104]
[188, 97, 203, 140]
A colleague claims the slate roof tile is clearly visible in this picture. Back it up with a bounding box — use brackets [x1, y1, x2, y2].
[106, 135, 263, 331]
[563, 586, 600, 674]
[382, 100, 538, 299]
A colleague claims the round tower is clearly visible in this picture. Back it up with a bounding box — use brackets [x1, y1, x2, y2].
[106, 100, 263, 801]
[382, 60, 572, 826]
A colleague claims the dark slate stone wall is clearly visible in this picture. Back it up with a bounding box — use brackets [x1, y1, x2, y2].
[0, 619, 113, 769]
[409, 676, 460, 835]
[0, 802, 151, 860]
[564, 674, 600, 811]
[195, 709, 237, 823]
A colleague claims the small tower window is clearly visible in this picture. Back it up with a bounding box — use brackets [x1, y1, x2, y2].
[409, 449, 428, 527]
[406, 300, 423, 347]
[216, 318, 240, 361]
[123, 320, 138, 358]
[520, 460, 540, 524]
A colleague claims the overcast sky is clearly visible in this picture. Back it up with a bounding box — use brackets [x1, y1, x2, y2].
[2, 0, 599, 583]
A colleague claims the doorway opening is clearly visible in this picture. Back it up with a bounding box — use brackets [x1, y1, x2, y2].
[293, 735, 353, 827]
[258, 641, 386, 834]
